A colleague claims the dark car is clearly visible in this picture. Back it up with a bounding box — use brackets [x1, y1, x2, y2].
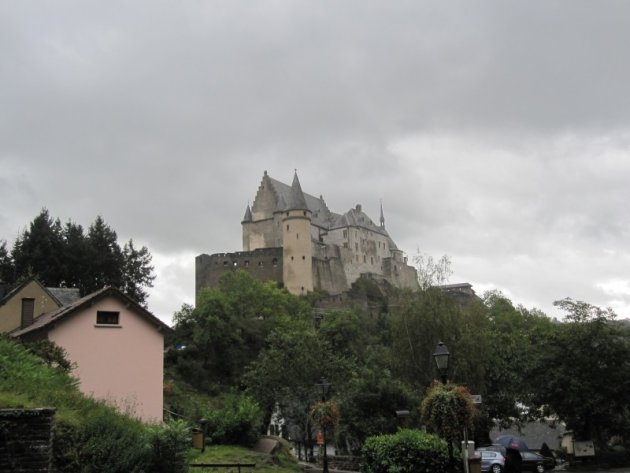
[521, 451, 555, 472]
[477, 450, 505, 473]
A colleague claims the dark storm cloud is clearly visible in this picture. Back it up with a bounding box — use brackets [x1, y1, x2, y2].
[1, 1, 630, 320]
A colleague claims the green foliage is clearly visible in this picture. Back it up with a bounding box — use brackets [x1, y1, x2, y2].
[204, 393, 264, 446]
[24, 339, 75, 373]
[0, 239, 14, 283]
[145, 420, 192, 473]
[337, 356, 418, 447]
[361, 429, 450, 473]
[168, 270, 311, 389]
[532, 299, 630, 444]
[5, 209, 155, 304]
[0, 338, 190, 473]
[421, 383, 475, 447]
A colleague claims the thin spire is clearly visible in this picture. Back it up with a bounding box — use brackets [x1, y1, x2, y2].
[380, 200, 385, 228]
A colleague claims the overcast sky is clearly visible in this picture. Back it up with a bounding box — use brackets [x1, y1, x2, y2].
[2, 1, 629, 324]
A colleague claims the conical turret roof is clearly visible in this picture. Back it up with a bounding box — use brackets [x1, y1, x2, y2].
[286, 171, 309, 211]
[242, 204, 252, 222]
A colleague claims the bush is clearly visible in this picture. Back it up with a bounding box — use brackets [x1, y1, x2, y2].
[145, 419, 192, 473]
[361, 429, 450, 473]
[204, 393, 263, 446]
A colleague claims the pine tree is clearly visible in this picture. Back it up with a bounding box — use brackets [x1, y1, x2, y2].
[121, 239, 155, 306]
[11, 208, 64, 286]
[85, 216, 124, 294]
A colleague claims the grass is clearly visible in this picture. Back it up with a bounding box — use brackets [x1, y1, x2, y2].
[189, 444, 304, 473]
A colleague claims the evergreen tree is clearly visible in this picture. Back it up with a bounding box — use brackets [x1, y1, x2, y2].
[0, 240, 15, 284]
[85, 216, 124, 294]
[11, 208, 64, 286]
[4, 211, 155, 305]
[61, 221, 89, 290]
[121, 239, 155, 305]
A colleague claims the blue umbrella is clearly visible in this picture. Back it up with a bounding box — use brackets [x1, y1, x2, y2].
[495, 435, 529, 452]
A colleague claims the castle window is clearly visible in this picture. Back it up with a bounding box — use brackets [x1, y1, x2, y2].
[223, 261, 229, 266]
[287, 224, 290, 231]
[355, 255, 359, 262]
[258, 261, 263, 266]
[355, 243, 358, 251]
[303, 211, 307, 216]
[363, 255, 366, 263]
[296, 233, 299, 239]
[244, 260, 249, 267]
[272, 258, 278, 267]
[302, 255, 305, 260]
[371, 257, 374, 264]
[291, 256, 294, 261]
[343, 230, 348, 238]
[343, 242, 348, 248]
[233, 261, 238, 267]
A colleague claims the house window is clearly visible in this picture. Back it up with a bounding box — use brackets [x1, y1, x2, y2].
[97, 311, 120, 325]
[21, 298, 35, 329]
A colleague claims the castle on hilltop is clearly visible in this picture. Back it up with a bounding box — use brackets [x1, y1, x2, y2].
[195, 171, 418, 299]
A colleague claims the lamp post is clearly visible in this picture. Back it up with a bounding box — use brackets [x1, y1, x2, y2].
[432, 342, 455, 472]
[315, 377, 331, 473]
[432, 341, 450, 384]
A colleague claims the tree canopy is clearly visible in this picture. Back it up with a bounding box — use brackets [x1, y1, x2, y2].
[2, 209, 155, 305]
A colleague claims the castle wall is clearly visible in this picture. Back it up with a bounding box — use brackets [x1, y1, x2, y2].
[196, 248, 283, 303]
[312, 243, 349, 294]
[243, 218, 277, 251]
[382, 257, 419, 290]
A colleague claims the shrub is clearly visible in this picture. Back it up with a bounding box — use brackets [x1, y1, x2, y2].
[361, 429, 450, 473]
[145, 419, 192, 473]
[204, 393, 264, 446]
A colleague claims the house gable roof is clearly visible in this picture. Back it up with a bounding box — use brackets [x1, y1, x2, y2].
[11, 286, 171, 338]
[0, 277, 64, 308]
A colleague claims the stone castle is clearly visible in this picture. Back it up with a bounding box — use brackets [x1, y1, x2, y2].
[195, 171, 418, 298]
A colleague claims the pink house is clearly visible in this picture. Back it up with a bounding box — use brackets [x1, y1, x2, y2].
[12, 286, 171, 423]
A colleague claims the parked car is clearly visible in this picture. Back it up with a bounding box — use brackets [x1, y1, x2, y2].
[477, 450, 505, 473]
[521, 451, 555, 472]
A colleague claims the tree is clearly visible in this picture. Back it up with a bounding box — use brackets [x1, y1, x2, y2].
[337, 354, 418, 449]
[243, 318, 348, 457]
[11, 208, 65, 286]
[167, 270, 311, 390]
[531, 299, 630, 444]
[0, 239, 14, 284]
[121, 240, 155, 304]
[85, 216, 124, 293]
[414, 252, 452, 290]
[6, 211, 155, 305]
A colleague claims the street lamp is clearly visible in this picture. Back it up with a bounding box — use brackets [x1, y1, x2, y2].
[433, 341, 450, 384]
[315, 377, 331, 473]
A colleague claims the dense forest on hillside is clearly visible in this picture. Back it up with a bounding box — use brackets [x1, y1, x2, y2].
[165, 270, 630, 453]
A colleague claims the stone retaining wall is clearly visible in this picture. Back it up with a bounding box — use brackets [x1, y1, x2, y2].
[0, 408, 55, 473]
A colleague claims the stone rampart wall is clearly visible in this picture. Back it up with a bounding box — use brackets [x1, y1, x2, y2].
[196, 248, 283, 301]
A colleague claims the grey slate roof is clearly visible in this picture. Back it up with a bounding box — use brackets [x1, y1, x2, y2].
[47, 287, 81, 306]
[266, 175, 390, 236]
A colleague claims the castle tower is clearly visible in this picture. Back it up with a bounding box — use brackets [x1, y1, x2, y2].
[241, 204, 253, 250]
[282, 172, 313, 295]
